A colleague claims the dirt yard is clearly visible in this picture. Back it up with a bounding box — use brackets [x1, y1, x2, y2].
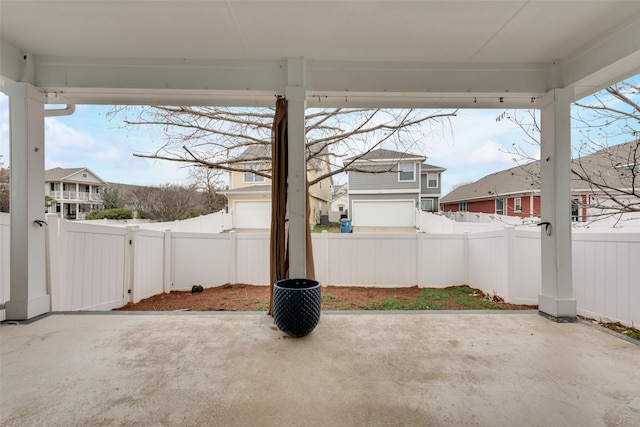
[115, 284, 536, 312]
[114, 284, 640, 340]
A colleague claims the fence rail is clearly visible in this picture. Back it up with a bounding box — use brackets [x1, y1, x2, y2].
[1, 212, 638, 327]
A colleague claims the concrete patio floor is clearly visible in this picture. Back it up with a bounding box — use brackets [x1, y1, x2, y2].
[1, 312, 638, 426]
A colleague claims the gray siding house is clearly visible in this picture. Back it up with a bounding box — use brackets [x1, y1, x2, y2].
[345, 149, 446, 227]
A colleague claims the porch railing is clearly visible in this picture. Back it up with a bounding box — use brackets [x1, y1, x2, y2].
[48, 191, 102, 202]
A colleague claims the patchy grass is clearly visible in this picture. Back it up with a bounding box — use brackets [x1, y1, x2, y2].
[322, 293, 355, 310]
[579, 316, 640, 341]
[311, 222, 342, 233]
[363, 286, 501, 311]
[118, 284, 535, 312]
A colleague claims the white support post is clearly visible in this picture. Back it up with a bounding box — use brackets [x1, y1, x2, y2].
[4, 82, 50, 320]
[538, 87, 577, 318]
[286, 57, 308, 279]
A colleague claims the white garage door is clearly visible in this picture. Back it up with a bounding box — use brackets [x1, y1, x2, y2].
[233, 201, 271, 229]
[352, 200, 415, 227]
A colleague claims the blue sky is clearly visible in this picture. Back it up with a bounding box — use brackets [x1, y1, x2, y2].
[0, 79, 636, 194]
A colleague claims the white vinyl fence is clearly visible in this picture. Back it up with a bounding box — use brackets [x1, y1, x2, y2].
[1, 212, 638, 327]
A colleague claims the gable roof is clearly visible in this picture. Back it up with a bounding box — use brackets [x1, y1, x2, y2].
[421, 163, 447, 173]
[234, 145, 271, 162]
[441, 141, 638, 204]
[345, 148, 426, 163]
[45, 167, 107, 184]
[233, 144, 330, 162]
[440, 163, 540, 204]
[219, 184, 272, 195]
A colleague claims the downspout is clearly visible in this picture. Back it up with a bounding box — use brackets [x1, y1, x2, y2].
[44, 104, 76, 117]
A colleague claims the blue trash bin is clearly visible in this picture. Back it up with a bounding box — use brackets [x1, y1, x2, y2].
[340, 218, 352, 233]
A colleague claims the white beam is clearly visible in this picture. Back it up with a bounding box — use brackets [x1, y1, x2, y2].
[538, 87, 576, 319]
[306, 60, 549, 94]
[26, 55, 554, 108]
[561, 14, 640, 98]
[0, 41, 23, 83]
[286, 57, 307, 279]
[4, 81, 50, 320]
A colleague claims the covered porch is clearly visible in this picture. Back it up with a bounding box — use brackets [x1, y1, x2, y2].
[2, 1, 640, 320]
[1, 312, 639, 426]
[1, 3, 640, 423]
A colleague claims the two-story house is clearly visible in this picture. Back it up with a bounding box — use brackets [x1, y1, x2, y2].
[45, 167, 107, 220]
[345, 148, 446, 227]
[220, 145, 332, 229]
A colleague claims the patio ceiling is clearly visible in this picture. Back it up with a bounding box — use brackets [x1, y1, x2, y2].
[2, 1, 640, 107]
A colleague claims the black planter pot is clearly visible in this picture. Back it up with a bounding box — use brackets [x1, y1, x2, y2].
[273, 278, 321, 337]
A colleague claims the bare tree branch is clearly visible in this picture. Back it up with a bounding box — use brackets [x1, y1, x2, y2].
[498, 77, 640, 225]
[113, 106, 458, 190]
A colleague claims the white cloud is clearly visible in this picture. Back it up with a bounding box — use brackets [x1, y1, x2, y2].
[0, 95, 190, 186]
[0, 94, 9, 164]
[424, 109, 533, 193]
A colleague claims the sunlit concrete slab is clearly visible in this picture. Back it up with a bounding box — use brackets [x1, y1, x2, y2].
[1, 312, 638, 426]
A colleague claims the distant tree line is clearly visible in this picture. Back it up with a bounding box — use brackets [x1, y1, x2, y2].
[88, 182, 226, 222]
[0, 155, 8, 213]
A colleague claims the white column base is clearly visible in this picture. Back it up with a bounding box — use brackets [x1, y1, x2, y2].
[5, 294, 50, 320]
[538, 294, 577, 319]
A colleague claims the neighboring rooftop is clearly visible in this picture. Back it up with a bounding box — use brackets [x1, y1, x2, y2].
[441, 141, 638, 204]
[45, 167, 107, 184]
[345, 148, 427, 163]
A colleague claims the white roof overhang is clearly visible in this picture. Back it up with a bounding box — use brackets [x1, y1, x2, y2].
[1, 1, 639, 108]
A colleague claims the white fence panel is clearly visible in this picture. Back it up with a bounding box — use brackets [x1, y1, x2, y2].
[0, 213, 9, 320]
[325, 234, 417, 287]
[418, 233, 466, 287]
[171, 232, 231, 290]
[235, 234, 270, 285]
[467, 230, 509, 298]
[312, 233, 329, 285]
[139, 211, 233, 233]
[8, 213, 638, 327]
[60, 220, 127, 311]
[509, 229, 541, 305]
[572, 232, 640, 326]
[131, 227, 166, 303]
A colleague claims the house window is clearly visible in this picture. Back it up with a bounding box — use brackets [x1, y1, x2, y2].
[421, 199, 434, 212]
[571, 199, 580, 222]
[398, 162, 415, 181]
[338, 205, 344, 212]
[427, 173, 438, 188]
[496, 198, 505, 215]
[50, 183, 54, 191]
[243, 164, 265, 183]
[514, 197, 522, 212]
[459, 202, 467, 212]
[82, 173, 88, 178]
